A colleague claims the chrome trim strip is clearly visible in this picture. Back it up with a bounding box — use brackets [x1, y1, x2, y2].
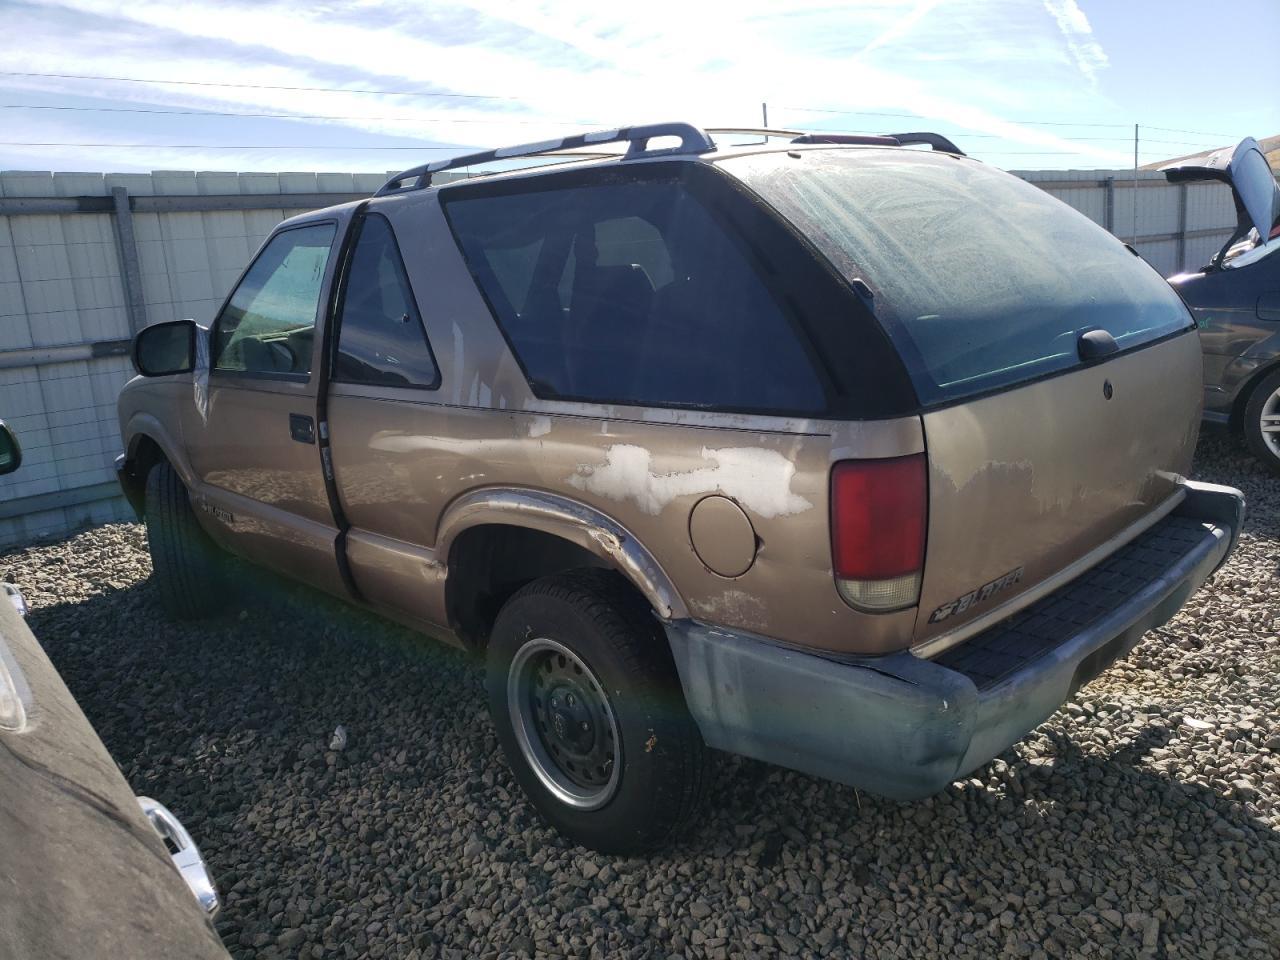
[3, 583, 28, 618]
[137, 797, 220, 917]
[913, 489, 1187, 660]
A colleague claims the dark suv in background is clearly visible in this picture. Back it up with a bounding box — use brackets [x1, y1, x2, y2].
[1164, 137, 1280, 472]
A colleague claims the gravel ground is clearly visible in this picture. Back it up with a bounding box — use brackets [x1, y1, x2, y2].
[2, 432, 1278, 960]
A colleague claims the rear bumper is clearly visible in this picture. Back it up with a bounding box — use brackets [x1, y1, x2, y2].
[665, 481, 1243, 801]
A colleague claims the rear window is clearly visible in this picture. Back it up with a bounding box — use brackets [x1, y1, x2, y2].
[725, 150, 1193, 404]
[441, 172, 825, 413]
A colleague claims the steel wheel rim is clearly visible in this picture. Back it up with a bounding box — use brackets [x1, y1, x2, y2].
[1261, 386, 1280, 457]
[507, 637, 621, 810]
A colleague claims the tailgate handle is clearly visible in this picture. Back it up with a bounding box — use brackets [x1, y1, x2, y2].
[289, 413, 316, 444]
[1077, 328, 1119, 362]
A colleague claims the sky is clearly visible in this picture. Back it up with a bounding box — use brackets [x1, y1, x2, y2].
[1, 0, 1277, 176]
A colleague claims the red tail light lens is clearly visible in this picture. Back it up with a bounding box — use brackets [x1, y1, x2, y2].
[830, 455, 927, 610]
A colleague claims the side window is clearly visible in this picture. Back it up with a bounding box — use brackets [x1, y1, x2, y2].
[444, 177, 824, 413]
[213, 223, 336, 377]
[334, 214, 439, 388]
[556, 217, 673, 311]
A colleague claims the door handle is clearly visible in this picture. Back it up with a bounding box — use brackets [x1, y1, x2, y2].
[289, 413, 315, 444]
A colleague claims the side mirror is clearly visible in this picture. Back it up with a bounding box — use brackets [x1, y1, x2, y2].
[0, 420, 21, 476]
[133, 320, 196, 377]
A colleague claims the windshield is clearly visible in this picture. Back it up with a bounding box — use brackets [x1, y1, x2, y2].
[725, 149, 1193, 404]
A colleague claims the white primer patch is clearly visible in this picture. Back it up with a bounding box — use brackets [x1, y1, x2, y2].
[690, 589, 768, 630]
[568, 444, 812, 518]
[528, 416, 552, 438]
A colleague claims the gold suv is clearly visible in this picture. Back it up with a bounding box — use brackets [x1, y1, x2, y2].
[116, 123, 1244, 853]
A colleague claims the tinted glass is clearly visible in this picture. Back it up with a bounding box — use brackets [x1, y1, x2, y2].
[728, 150, 1193, 404]
[213, 223, 335, 377]
[335, 214, 439, 388]
[444, 177, 823, 413]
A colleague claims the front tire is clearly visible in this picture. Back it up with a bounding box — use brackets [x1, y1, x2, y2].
[486, 570, 708, 854]
[144, 461, 222, 619]
[1243, 367, 1280, 475]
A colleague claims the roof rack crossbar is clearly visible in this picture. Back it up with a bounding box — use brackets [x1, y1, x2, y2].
[789, 133, 902, 147]
[882, 131, 966, 156]
[706, 126, 808, 139]
[374, 122, 716, 197]
[709, 126, 965, 156]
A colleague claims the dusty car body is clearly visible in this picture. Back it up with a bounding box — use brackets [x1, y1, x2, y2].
[0, 423, 225, 960]
[1164, 138, 1280, 471]
[116, 123, 1243, 852]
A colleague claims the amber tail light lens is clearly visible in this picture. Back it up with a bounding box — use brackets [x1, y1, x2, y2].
[830, 454, 927, 612]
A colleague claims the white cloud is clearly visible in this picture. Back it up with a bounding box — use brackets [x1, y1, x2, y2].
[860, 0, 949, 55]
[1041, 0, 1109, 85]
[1, 0, 1133, 171]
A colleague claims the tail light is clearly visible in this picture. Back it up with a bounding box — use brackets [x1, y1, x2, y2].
[830, 454, 927, 611]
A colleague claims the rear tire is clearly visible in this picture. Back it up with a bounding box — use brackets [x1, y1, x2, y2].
[486, 569, 708, 854]
[144, 461, 222, 619]
[1243, 367, 1280, 475]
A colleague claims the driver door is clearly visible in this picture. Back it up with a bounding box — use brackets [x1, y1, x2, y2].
[182, 219, 348, 596]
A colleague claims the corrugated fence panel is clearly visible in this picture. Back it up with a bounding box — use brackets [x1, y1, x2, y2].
[0, 169, 382, 547]
[0, 165, 1245, 548]
[1186, 182, 1236, 233]
[0, 217, 27, 350]
[1134, 239, 1180, 277]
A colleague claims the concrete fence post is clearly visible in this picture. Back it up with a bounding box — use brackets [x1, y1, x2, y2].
[110, 185, 148, 334]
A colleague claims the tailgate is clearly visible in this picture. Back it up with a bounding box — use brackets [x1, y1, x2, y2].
[913, 332, 1201, 649]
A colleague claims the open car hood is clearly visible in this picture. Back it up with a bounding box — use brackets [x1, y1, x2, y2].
[1162, 138, 1280, 261]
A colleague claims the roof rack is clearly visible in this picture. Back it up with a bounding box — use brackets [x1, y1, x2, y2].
[706, 126, 808, 140]
[883, 131, 966, 155]
[790, 133, 902, 147]
[373, 122, 967, 198]
[790, 131, 965, 155]
[705, 126, 965, 155]
[374, 122, 716, 197]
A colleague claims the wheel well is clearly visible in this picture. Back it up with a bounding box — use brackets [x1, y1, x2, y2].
[447, 524, 623, 649]
[122, 434, 168, 518]
[1229, 360, 1280, 433]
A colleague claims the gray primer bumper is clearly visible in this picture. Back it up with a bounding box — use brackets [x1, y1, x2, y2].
[665, 481, 1243, 801]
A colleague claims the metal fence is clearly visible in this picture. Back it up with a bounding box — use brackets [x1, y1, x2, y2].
[1013, 168, 1237, 277]
[0, 165, 1240, 548]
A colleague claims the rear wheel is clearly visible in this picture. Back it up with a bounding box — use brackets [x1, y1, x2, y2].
[486, 569, 708, 853]
[144, 461, 222, 619]
[1243, 367, 1280, 475]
